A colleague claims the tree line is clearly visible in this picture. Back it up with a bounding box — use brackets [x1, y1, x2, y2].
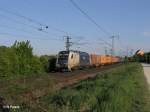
[0, 40, 56, 78]
[130, 52, 150, 63]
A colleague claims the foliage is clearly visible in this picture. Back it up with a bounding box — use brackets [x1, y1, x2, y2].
[0, 46, 18, 77]
[48, 56, 56, 72]
[12, 40, 34, 75]
[0, 40, 55, 78]
[133, 52, 150, 63]
[40, 55, 56, 72]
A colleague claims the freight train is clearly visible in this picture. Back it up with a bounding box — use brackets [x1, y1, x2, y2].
[56, 50, 121, 71]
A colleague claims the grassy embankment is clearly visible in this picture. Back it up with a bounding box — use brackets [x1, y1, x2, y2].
[0, 63, 149, 112]
[39, 63, 150, 112]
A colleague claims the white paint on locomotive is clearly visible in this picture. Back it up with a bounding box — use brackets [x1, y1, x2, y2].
[68, 51, 80, 71]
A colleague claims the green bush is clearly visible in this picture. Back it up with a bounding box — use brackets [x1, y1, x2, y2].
[12, 40, 34, 75]
[40, 55, 50, 72]
[0, 40, 56, 78]
[48, 56, 56, 72]
[0, 46, 18, 77]
[133, 52, 150, 63]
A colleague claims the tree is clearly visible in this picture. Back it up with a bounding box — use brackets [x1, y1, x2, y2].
[12, 40, 33, 75]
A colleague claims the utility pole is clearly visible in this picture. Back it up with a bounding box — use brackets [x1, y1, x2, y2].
[104, 46, 108, 55]
[64, 36, 72, 51]
[110, 35, 119, 56]
[111, 36, 115, 56]
[126, 47, 129, 57]
[130, 49, 134, 57]
[110, 35, 115, 56]
[110, 35, 119, 64]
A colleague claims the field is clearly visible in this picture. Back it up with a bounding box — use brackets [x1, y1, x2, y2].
[0, 63, 150, 112]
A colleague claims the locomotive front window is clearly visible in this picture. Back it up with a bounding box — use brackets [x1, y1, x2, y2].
[59, 54, 68, 60]
[57, 51, 69, 64]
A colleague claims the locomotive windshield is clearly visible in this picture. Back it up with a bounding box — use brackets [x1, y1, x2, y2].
[57, 51, 69, 64]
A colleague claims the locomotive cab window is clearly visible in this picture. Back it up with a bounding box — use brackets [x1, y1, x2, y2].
[71, 54, 73, 59]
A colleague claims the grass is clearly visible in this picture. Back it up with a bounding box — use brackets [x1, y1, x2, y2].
[39, 63, 150, 112]
[0, 63, 149, 112]
[0, 73, 58, 111]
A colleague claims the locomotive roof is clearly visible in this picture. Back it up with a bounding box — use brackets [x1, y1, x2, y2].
[59, 50, 88, 54]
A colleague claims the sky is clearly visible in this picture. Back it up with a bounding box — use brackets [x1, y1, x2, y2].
[0, 0, 150, 56]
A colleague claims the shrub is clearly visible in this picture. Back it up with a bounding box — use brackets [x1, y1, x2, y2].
[0, 40, 55, 78]
[0, 46, 19, 77]
[48, 56, 56, 72]
[40, 55, 50, 72]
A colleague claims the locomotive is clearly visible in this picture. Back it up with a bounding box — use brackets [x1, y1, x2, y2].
[56, 50, 121, 71]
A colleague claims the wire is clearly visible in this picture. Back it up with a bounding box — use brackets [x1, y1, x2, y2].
[0, 7, 46, 27]
[0, 7, 70, 35]
[0, 13, 48, 33]
[0, 23, 62, 37]
[0, 8, 78, 38]
[69, 0, 113, 48]
[0, 13, 87, 46]
[69, 0, 112, 36]
[46, 25, 68, 34]
[0, 5, 89, 42]
[0, 4, 109, 52]
[0, 24, 34, 34]
[0, 32, 62, 41]
[99, 38, 112, 46]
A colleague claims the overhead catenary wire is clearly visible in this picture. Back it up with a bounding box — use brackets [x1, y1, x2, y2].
[69, 0, 114, 48]
[21, 0, 117, 53]
[0, 13, 48, 33]
[69, 0, 128, 55]
[69, 0, 112, 36]
[0, 23, 62, 37]
[117, 37, 127, 52]
[0, 4, 91, 43]
[0, 7, 47, 27]
[0, 7, 84, 40]
[118, 38, 126, 49]
[0, 24, 35, 34]
[0, 23, 80, 43]
[0, 24, 85, 45]
[0, 7, 70, 35]
[0, 32, 62, 41]
[0, 12, 86, 46]
[0, 2, 117, 53]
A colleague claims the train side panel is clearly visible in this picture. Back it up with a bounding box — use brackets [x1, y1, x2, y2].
[100, 55, 108, 65]
[106, 56, 111, 64]
[90, 54, 99, 66]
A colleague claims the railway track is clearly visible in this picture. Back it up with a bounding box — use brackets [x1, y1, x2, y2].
[50, 63, 123, 90]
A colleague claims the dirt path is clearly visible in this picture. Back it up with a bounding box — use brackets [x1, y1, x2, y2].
[142, 63, 150, 90]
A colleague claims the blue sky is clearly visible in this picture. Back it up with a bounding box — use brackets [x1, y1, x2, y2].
[0, 0, 150, 55]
